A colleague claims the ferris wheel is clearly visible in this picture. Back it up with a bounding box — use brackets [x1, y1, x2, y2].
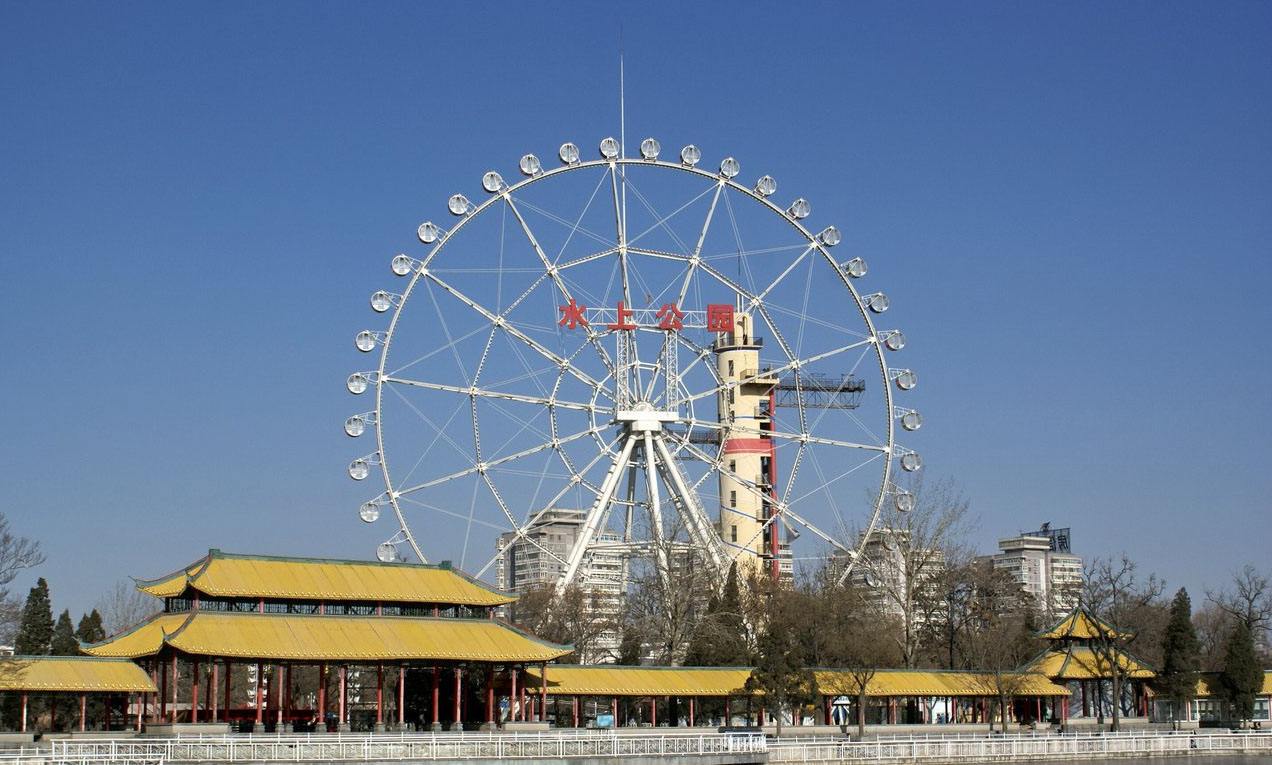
[345, 136, 921, 592]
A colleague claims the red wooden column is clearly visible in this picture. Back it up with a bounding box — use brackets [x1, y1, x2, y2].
[453, 667, 463, 728]
[210, 662, 219, 723]
[650, 697, 657, 727]
[757, 704, 765, 726]
[611, 697, 618, 726]
[689, 697, 695, 727]
[376, 664, 384, 727]
[135, 693, 143, 731]
[79, 694, 87, 732]
[485, 667, 495, 726]
[571, 696, 579, 728]
[724, 697, 731, 725]
[431, 666, 441, 729]
[509, 666, 518, 723]
[19, 694, 27, 732]
[316, 663, 326, 730]
[255, 662, 264, 725]
[338, 666, 347, 729]
[538, 663, 548, 724]
[169, 655, 179, 723]
[398, 665, 406, 728]
[223, 661, 233, 725]
[191, 659, 200, 723]
[520, 682, 527, 721]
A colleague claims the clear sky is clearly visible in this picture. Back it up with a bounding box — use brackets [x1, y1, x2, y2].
[2, 2, 1269, 621]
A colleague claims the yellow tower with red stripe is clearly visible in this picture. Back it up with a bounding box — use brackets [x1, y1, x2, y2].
[713, 311, 780, 578]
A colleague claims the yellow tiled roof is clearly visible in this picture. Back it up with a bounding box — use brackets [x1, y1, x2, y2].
[1196, 671, 1272, 698]
[135, 550, 514, 607]
[1038, 609, 1130, 641]
[523, 666, 1068, 698]
[816, 669, 1070, 697]
[83, 611, 569, 663]
[0, 657, 157, 693]
[1025, 646, 1154, 680]
[526, 666, 754, 696]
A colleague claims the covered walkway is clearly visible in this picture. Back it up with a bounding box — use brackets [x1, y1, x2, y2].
[0, 656, 156, 732]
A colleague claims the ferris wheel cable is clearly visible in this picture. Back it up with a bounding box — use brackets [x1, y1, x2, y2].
[510, 194, 615, 250]
[750, 243, 817, 305]
[386, 322, 491, 378]
[793, 247, 817, 359]
[672, 185, 723, 308]
[789, 449, 886, 508]
[421, 270, 607, 392]
[760, 301, 873, 338]
[385, 382, 494, 482]
[624, 180, 718, 249]
[423, 279, 475, 387]
[392, 395, 470, 488]
[700, 242, 812, 261]
[396, 494, 512, 533]
[686, 414, 885, 450]
[674, 337, 876, 410]
[392, 425, 603, 496]
[621, 172, 695, 256]
[459, 472, 484, 568]
[550, 247, 620, 272]
[384, 377, 596, 412]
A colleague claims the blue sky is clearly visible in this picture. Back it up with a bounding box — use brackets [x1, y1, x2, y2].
[2, 2, 1269, 621]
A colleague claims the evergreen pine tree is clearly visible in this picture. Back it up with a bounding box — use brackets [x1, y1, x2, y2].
[14, 578, 53, 655]
[75, 610, 106, 644]
[1219, 620, 1264, 722]
[1157, 588, 1201, 722]
[51, 610, 78, 655]
[617, 623, 643, 666]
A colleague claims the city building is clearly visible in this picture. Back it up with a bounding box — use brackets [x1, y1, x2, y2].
[496, 509, 624, 663]
[846, 527, 946, 621]
[982, 523, 1082, 618]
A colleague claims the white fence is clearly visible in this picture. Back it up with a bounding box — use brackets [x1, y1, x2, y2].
[768, 730, 1272, 762]
[45, 731, 767, 763]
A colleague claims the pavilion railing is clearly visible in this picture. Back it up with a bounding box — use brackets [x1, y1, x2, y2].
[767, 730, 1272, 762]
[46, 731, 768, 763]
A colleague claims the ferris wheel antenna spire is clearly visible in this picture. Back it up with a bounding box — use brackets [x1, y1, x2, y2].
[618, 28, 626, 159]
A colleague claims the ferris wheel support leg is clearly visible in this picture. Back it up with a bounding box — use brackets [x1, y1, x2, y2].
[651, 435, 728, 582]
[556, 435, 638, 595]
[641, 432, 672, 595]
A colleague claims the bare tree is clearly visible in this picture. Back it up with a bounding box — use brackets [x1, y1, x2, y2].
[0, 514, 44, 645]
[958, 569, 1043, 731]
[813, 572, 901, 740]
[1193, 602, 1236, 671]
[852, 475, 970, 668]
[93, 580, 160, 636]
[510, 583, 617, 664]
[1083, 555, 1164, 732]
[1207, 564, 1272, 650]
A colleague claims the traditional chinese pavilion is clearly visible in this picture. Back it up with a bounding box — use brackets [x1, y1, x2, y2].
[1024, 606, 1155, 724]
[81, 550, 570, 731]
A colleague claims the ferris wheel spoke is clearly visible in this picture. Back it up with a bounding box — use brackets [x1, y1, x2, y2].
[778, 506, 854, 554]
[394, 395, 470, 489]
[609, 165, 632, 307]
[382, 377, 595, 412]
[701, 242, 811, 261]
[387, 323, 491, 378]
[393, 425, 602, 497]
[424, 278, 475, 387]
[693, 419, 885, 453]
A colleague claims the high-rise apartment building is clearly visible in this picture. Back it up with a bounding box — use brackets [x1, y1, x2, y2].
[982, 523, 1082, 617]
[495, 508, 624, 662]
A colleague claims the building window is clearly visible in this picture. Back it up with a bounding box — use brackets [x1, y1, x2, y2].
[263, 601, 288, 614]
[729, 460, 736, 474]
[730, 491, 737, 508]
[728, 360, 734, 376]
[731, 525, 737, 543]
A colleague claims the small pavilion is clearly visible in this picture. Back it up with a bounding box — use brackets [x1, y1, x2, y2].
[81, 549, 570, 731]
[1025, 607, 1155, 723]
[0, 656, 156, 733]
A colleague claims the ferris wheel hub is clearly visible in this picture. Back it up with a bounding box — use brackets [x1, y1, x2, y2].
[614, 404, 680, 432]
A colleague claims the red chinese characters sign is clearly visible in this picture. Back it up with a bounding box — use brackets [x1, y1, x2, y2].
[557, 300, 734, 332]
